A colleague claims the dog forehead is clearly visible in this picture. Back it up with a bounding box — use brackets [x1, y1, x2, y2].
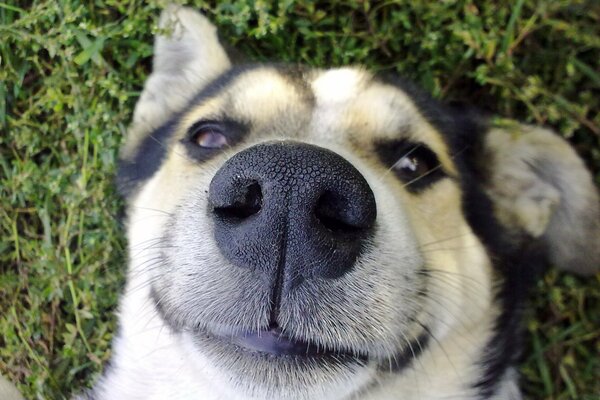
[228, 68, 304, 109]
[308, 68, 417, 137]
[184, 66, 444, 139]
[173, 64, 457, 174]
[306, 68, 457, 171]
[310, 67, 367, 102]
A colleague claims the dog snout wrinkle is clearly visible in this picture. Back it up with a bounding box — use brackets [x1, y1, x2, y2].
[208, 141, 377, 301]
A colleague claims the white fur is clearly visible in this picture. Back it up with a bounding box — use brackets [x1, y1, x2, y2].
[85, 6, 599, 400]
[94, 74, 502, 400]
[122, 5, 231, 160]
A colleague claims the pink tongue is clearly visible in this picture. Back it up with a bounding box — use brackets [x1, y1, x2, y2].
[232, 330, 313, 356]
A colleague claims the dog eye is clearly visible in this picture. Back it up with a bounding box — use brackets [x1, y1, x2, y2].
[190, 123, 228, 149]
[182, 119, 249, 162]
[376, 140, 445, 192]
[393, 148, 439, 183]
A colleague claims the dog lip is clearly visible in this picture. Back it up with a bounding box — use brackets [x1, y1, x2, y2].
[231, 329, 314, 356]
[215, 328, 359, 358]
[200, 323, 429, 372]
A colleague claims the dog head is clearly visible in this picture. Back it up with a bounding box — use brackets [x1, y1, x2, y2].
[115, 6, 600, 399]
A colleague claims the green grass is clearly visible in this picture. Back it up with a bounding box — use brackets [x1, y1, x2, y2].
[1, 1, 599, 399]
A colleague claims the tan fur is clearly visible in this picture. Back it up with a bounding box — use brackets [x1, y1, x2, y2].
[484, 123, 600, 274]
[85, 6, 599, 400]
[122, 5, 231, 160]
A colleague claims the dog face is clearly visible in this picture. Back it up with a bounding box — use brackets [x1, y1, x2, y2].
[101, 7, 600, 400]
[121, 65, 489, 398]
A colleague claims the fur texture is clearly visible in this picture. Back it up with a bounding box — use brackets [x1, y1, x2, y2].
[82, 6, 600, 400]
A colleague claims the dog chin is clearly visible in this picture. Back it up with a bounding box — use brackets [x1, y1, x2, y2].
[183, 327, 374, 400]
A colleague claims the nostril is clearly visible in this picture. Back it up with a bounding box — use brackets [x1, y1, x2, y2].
[214, 181, 263, 220]
[314, 191, 365, 234]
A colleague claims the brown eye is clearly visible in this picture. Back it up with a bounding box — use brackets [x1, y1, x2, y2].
[189, 122, 229, 149]
[194, 130, 228, 149]
[393, 153, 432, 182]
[375, 139, 445, 192]
[183, 119, 248, 162]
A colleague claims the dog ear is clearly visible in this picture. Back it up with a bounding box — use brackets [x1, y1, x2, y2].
[482, 122, 600, 275]
[124, 5, 231, 156]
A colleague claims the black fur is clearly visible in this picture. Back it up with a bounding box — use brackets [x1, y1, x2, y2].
[374, 139, 447, 192]
[379, 331, 430, 374]
[117, 116, 179, 197]
[119, 64, 549, 398]
[117, 65, 262, 198]
[378, 73, 548, 397]
[117, 64, 318, 198]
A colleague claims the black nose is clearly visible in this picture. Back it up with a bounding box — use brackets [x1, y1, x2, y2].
[208, 141, 376, 294]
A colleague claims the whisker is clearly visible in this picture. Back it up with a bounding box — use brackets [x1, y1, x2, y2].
[421, 268, 488, 289]
[129, 206, 174, 216]
[146, 133, 192, 163]
[419, 244, 481, 254]
[376, 143, 423, 182]
[418, 233, 472, 248]
[401, 162, 445, 189]
[418, 322, 459, 378]
[402, 145, 468, 189]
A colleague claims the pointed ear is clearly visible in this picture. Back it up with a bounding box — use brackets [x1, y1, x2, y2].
[124, 5, 231, 156]
[482, 123, 600, 275]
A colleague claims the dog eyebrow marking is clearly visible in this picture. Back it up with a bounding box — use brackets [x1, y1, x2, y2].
[273, 64, 316, 107]
[117, 117, 180, 197]
[117, 66, 263, 197]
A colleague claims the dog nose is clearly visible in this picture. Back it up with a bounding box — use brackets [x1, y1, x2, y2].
[208, 141, 376, 292]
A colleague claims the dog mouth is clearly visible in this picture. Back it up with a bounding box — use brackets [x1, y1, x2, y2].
[152, 287, 429, 371]
[209, 327, 368, 360]
[229, 329, 326, 356]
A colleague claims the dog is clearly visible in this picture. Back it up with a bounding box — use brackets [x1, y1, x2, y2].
[79, 6, 600, 400]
